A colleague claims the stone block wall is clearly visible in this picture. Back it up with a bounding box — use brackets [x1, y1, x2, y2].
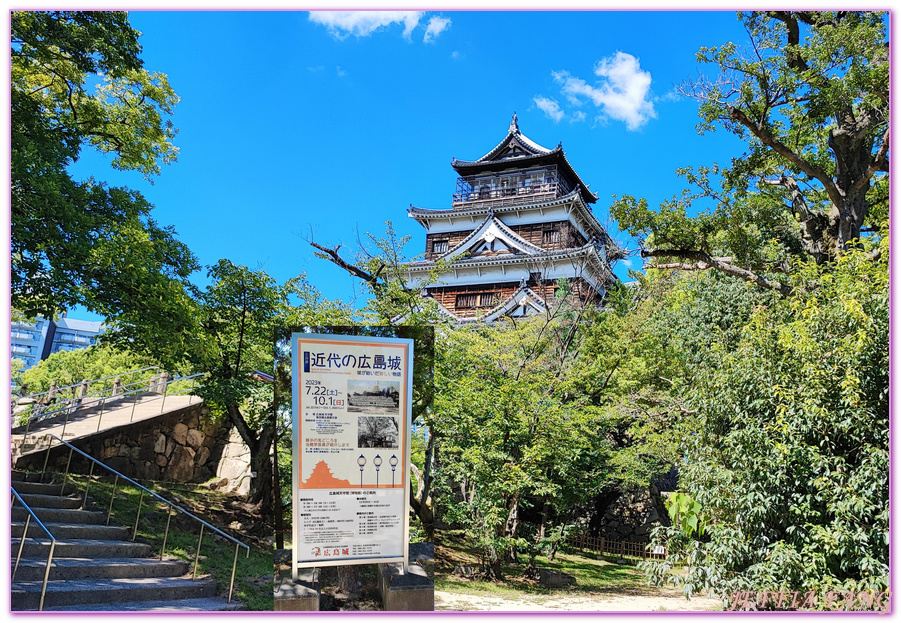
[596, 485, 670, 543]
[22, 403, 252, 495]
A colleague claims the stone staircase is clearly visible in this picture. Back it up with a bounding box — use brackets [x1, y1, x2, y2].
[11, 471, 234, 611]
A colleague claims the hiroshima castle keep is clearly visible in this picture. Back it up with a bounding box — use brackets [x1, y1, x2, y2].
[401, 114, 620, 322]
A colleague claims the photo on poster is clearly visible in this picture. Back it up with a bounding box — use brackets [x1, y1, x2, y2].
[357, 416, 400, 449]
[346, 380, 400, 414]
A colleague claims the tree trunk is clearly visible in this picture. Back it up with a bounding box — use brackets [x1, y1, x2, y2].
[226, 403, 274, 514]
[409, 432, 436, 540]
[270, 400, 285, 549]
[503, 494, 521, 563]
[336, 565, 359, 595]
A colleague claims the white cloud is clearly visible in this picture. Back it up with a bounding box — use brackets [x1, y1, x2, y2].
[308, 11, 423, 40]
[423, 16, 451, 43]
[533, 96, 565, 123]
[552, 52, 656, 131]
[336, 66, 346, 77]
[570, 111, 586, 123]
[451, 50, 462, 60]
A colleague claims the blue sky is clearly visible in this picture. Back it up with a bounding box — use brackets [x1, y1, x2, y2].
[65, 10, 756, 318]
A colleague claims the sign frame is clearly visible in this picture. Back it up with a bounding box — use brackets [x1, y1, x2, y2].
[291, 332, 413, 578]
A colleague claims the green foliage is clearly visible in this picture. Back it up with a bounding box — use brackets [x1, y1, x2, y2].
[187, 260, 355, 506]
[665, 492, 706, 539]
[612, 11, 889, 287]
[11, 10, 198, 325]
[19, 342, 155, 395]
[434, 302, 618, 576]
[641, 237, 889, 607]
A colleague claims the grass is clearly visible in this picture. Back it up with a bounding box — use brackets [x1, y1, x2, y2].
[61, 472, 274, 611]
[432, 529, 651, 602]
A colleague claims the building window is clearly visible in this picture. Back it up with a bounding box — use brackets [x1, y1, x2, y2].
[456, 292, 497, 309]
[433, 239, 449, 254]
[542, 228, 561, 244]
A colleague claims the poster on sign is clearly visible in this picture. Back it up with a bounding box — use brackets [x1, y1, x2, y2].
[291, 333, 413, 571]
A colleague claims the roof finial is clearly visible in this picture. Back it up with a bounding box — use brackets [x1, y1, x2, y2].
[509, 111, 519, 134]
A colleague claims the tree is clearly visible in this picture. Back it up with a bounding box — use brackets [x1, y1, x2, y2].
[188, 260, 354, 510]
[612, 11, 888, 295]
[11, 11, 198, 321]
[17, 342, 155, 396]
[434, 292, 617, 579]
[641, 236, 889, 607]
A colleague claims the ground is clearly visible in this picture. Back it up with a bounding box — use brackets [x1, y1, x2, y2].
[275, 535, 725, 612]
[435, 587, 722, 612]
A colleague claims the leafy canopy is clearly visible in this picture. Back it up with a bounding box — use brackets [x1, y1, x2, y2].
[11, 11, 197, 321]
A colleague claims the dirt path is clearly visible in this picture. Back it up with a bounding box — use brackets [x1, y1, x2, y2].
[435, 588, 723, 612]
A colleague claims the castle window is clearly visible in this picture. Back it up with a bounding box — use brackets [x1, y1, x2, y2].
[542, 228, 561, 244]
[433, 239, 449, 254]
[456, 292, 497, 309]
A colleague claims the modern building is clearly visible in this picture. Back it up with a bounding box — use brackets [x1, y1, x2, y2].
[400, 114, 620, 322]
[10, 316, 55, 371]
[11, 314, 104, 371]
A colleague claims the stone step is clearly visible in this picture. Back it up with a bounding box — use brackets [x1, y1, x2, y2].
[12, 522, 131, 540]
[11, 471, 47, 483]
[12, 506, 105, 525]
[42, 596, 242, 612]
[11, 480, 80, 496]
[11, 557, 190, 581]
[11, 538, 153, 559]
[11, 577, 220, 611]
[14, 493, 84, 509]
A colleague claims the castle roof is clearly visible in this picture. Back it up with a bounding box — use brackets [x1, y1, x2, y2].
[436, 213, 546, 261]
[451, 113, 597, 204]
[403, 240, 614, 290]
[409, 188, 615, 251]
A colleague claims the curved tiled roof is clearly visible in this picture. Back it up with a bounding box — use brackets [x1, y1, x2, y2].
[450, 114, 597, 204]
[409, 189, 608, 242]
[437, 214, 546, 261]
[404, 241, 613, 285]
[455, 284, 549, 325]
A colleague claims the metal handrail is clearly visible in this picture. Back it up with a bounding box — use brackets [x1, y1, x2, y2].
[14, 366, 161, 403]
[11, 487, 57, 611]
[15, 372, 205, 436]
[41, 433, 249, 603]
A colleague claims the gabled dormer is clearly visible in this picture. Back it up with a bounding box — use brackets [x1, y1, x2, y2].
[437, 214, 545, 261]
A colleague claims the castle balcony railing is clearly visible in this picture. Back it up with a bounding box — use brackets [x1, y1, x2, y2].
[451, 165, 574, 209]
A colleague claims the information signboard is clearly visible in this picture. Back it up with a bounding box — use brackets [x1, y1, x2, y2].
[291, 333, 413, 572]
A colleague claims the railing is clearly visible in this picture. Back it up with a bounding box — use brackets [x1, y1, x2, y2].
[452, 182, 562, 206]
[12, 366, 160, 417]
[11, 488, 56, 611]
[568, 533, 667, 562]
[39, 434, 250, 603]
[12, 369, 205, 440]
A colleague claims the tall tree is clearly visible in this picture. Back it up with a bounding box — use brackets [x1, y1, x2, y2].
[612, 11, 888, 294]
[189, 260, 354, 509]
[11, 11, 197, 321]
[641, 236, 889, 607]
[435, 291, 617, 579]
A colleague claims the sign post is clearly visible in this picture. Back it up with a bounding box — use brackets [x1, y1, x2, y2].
[291, 333, 413, 580]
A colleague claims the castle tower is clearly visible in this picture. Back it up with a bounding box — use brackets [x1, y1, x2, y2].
[401, 114, 619, 322]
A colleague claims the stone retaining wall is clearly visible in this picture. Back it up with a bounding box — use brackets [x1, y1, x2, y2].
[595, 485, 670, 543]
[20, 404, 251, 495]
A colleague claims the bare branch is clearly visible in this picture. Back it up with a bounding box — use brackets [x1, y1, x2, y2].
[307, 239, 383, 284]
[643, 248, 793, 296]
[851, 126, 891, 198]
[729, 106, 844, 209]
